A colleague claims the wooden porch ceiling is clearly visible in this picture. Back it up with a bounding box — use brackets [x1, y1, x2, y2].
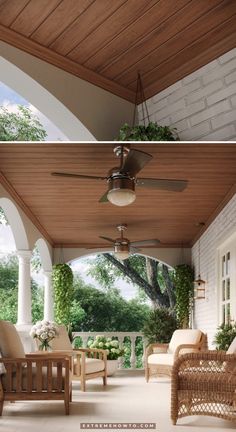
[0, 1, 236, 102]
[0, 143, 236, 248]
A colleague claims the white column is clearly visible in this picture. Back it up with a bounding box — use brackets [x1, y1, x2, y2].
[118, 336, 124, 370]
[17, 250, 32, 326]
[130, 336, 136, 369]
[43, 271, 54, 321]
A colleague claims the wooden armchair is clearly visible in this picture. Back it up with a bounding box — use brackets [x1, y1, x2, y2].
[171, 350, 236, 424]
[145, 329, 205, 382]
[0, 320, 72, 415]
[50, 326, 107, 392]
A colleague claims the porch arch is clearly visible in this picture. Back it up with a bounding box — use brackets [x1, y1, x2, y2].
[0, 56, 95, 141]
[0, 197, 28, 250]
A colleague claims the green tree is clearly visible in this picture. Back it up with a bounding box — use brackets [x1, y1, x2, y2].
[0, 255, 43, 323]
[72, 273, 149, 332]
[0, 105, 47, 141]
[87, 253, 175, 308]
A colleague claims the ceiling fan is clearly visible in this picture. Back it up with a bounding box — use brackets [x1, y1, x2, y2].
[51, 145, 188, 206]
[99, 224, 160, 260]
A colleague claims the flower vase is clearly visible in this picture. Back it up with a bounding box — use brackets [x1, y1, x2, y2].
[38, 341, 52, 352]
[107, 359, 118, 376]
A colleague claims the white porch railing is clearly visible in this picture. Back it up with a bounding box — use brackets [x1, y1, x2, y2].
[73, 332, 146, 370]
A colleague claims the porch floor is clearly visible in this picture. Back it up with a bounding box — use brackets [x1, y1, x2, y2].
[1, 370, 234, 432]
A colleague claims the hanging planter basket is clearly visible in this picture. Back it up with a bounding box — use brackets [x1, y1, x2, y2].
[117, 73, 179, 141]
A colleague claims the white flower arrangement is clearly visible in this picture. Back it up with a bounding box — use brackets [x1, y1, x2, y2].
[30, 320, 58, 351]
[88, 335, 125, 360]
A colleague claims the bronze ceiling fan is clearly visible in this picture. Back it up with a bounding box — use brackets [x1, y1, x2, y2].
[51, 145, 188, 206]
[99, 224, 160, 260]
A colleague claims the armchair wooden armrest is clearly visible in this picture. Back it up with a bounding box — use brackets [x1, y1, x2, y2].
[73, 347, 107, 359]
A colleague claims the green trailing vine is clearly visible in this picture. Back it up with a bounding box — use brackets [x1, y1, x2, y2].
[52, 263, 74, 325]
[117, 122, 178, 141]
[173, 264, 194, 328]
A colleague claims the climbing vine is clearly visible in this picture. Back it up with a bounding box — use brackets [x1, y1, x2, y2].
[52, 263, 74, 325]
[173, 264, 194, 328]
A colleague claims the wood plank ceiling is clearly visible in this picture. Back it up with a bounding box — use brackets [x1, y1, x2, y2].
[0, 143, 236, 248]
[0, 0, 236, 102]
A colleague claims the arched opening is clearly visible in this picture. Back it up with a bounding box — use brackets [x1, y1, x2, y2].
[0, 56, 96, 141]
[0, 197, 28, 251]
[64, 251, 176, 370]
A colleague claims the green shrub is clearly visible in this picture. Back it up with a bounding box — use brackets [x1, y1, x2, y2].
[142, 307, 178, 345]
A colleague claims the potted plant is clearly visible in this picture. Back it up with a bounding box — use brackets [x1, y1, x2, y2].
[117, 122, 178, 141]
[142, 307, 178, 345]
[214, 322, 236, 350]
[88, 335, 125, 376]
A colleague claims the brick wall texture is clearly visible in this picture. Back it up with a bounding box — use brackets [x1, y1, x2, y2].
[138, 48, 236, 141]
[192, 193, 236, 347]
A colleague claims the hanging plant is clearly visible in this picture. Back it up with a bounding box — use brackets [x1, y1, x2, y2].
[173, 264, 194, 329]
[117, 122, 178, 141]
[117, 73, 178, 141]
[52, 263, 74, 325]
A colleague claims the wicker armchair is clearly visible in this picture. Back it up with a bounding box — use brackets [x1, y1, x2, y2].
[171, 350, 236, 424]
[145, 329, 205, 382]
[49, 326, 107, 392]
[0, 321, 72, 415]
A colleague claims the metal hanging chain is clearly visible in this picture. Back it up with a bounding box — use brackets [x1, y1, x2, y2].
[132, 72, 150, 127]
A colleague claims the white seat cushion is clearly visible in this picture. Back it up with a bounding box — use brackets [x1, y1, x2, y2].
[147, 353, 174, 366]
[84, 358, 105, 374]
[168, 329, 202, 354]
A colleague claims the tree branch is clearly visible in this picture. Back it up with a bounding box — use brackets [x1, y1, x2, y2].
[103, 253, 169, 307]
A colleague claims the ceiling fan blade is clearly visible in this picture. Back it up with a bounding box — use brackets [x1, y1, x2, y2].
[131, 239, 160, 247]
[99, 236, 115, 244]
[99, 191, 109, 203]
[130, 246, 140, 253]
[51, 172, 106, 180]
[136, 178, 188, 191]
[121, 149, 152, 176]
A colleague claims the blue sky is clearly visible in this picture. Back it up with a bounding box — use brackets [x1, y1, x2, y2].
[0, 81, 68, 140]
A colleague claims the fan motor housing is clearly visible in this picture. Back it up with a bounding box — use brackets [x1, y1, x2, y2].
[107, 174, 135, 193]
[114, 240, 130, 254]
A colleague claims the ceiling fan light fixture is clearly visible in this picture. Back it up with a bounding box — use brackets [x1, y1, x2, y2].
[114, 242, 130, 260]
[107, 176, 136, 207]
[115, 250, 130, 260]
[107, 188, 136, 206]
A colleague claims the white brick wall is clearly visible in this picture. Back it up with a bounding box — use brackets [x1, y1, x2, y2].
[192, 193, 236, 347]
[139, 48, 236, 141]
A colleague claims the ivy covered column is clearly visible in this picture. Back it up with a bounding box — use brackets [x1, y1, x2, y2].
[17, 250, 32, 326]
[43, 271, 54, 321]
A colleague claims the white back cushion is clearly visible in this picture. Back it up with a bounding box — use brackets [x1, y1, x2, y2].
[0, 320, 25, 358]
[50, 325, 72, 351]
[168, 329, 202, 354]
